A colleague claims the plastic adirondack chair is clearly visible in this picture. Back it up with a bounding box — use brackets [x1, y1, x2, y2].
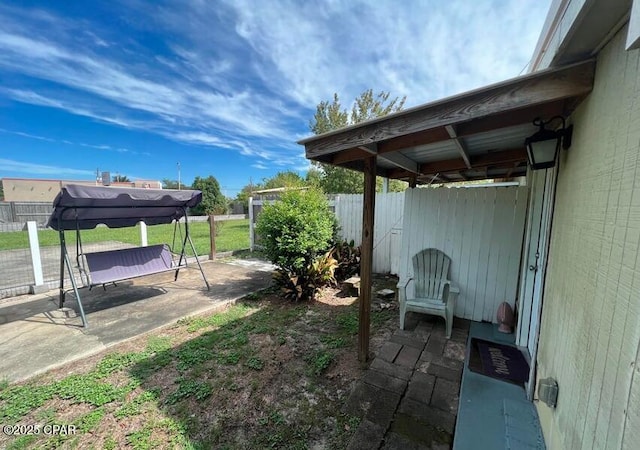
[397, 248, 460, 338]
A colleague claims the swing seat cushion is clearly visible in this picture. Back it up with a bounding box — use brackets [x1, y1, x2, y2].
[84, 244, 175, 286]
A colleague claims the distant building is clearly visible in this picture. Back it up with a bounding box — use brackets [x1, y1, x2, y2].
[1, 178, 162, 202]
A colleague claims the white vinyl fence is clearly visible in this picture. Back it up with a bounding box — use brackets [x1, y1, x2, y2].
[399, 186, 529, 323]
[249, 193, 404, 274]
[334, 193, 405, 274]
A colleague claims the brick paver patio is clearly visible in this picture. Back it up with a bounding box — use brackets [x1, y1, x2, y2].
[343, 314, 470, 449]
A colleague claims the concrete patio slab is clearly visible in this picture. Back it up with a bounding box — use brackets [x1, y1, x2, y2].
[0, 260, 272, 383]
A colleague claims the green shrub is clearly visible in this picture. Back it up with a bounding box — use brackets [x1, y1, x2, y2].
[257, 189, 339, 301]
[333, 240, 361, 282]
[256, 189, 336, 274]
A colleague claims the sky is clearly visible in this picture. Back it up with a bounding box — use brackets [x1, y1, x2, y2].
[0, 0, 551, 198]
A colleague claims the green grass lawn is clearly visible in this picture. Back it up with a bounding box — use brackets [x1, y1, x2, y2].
[0, 220, 249, 256]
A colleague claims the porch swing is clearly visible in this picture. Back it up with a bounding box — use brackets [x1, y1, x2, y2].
[47, 184, 211, 328]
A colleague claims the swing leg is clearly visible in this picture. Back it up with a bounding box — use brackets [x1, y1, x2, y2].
[64, 249, 88, 328]
[59, 230, 66, 308]
[174, 232, 189, 281]
[188, 235, 210, 290]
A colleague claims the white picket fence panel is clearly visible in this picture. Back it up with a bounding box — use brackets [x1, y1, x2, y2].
[399, 186, 528, 323]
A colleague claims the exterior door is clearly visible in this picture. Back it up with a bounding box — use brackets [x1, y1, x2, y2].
[516, 167, 557, 399]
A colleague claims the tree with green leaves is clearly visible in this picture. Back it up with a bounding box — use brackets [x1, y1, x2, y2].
[235, 171, 308, 210]
[262, 171, 306, 190]
[309, 89, 408, 194]
[235, 182, 261, 211]
[305, 168, 323, 189]
[162, 178, 180, 189]
[112, 174, 131, 182]
[191, 175, 227, 215]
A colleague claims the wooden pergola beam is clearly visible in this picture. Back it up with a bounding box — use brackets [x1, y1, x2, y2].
[331, 148, 371, 165]
[327, 100, 568, 166]
[445, 125, 472, 169]
[419, 148, 527, 174]
[454, 99, 567, 137]
[301, 59, 595, 159]
[378, 152, 419, 173]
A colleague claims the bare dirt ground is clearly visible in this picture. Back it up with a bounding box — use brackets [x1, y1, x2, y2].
[0, 275, 399, 449]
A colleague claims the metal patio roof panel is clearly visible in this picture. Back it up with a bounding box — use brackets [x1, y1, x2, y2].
[462, 123, 539, 155]
[400, 140, 460, 163]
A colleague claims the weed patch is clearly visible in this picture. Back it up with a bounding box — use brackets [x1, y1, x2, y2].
[0, 385, 57, 422]
[245, 357, 264, 371]
[336, 310, 359, 335]
[115, 389, 160, 418]
[55, 375, 129, 406]
[0, 276, 399, 449]
[307, 350, 334, 375]
[321, 335, 348, 349]
[166, 379, 212, 405]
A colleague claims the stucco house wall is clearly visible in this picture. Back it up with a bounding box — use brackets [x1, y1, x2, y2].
[2, 179, 65, 202]
[535, 26, 640, 449]
[2, 178, 162, 202]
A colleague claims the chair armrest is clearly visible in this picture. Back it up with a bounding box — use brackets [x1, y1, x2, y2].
[445, 285, 459, 314]
[397, 278, 413, 303]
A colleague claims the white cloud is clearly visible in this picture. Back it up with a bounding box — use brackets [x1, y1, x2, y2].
[0, 0, 551, 174]
[0, 126, 141, 156]
[221, 0, 550, 107]
[0, 128, 55, 142]
[252, 163, 268, 170]
[0, 158, 94, 176]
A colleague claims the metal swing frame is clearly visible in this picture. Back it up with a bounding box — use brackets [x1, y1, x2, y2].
[55, 199, 210, 328]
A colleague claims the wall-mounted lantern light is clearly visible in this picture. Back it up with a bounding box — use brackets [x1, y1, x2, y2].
[525, 116, 573, 170]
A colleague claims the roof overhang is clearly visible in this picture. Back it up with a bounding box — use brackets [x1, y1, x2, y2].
[299, 59, 595, 184]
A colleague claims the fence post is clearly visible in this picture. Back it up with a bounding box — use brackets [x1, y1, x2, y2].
[249, 196, 254, 252]
[209, 215, 216, 260]
[27, 221, 46, 294]
[139, 221, 148, 247]
[10, 202, 17, 222]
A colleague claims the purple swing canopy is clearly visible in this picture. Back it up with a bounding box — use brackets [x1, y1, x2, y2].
[47, 184, 203, 230]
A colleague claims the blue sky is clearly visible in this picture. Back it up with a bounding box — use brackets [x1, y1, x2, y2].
[0, 0, 551, 197]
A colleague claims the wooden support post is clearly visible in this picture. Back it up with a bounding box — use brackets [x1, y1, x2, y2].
[359, 154, 376, 363]
[209, 214, 216, 260]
